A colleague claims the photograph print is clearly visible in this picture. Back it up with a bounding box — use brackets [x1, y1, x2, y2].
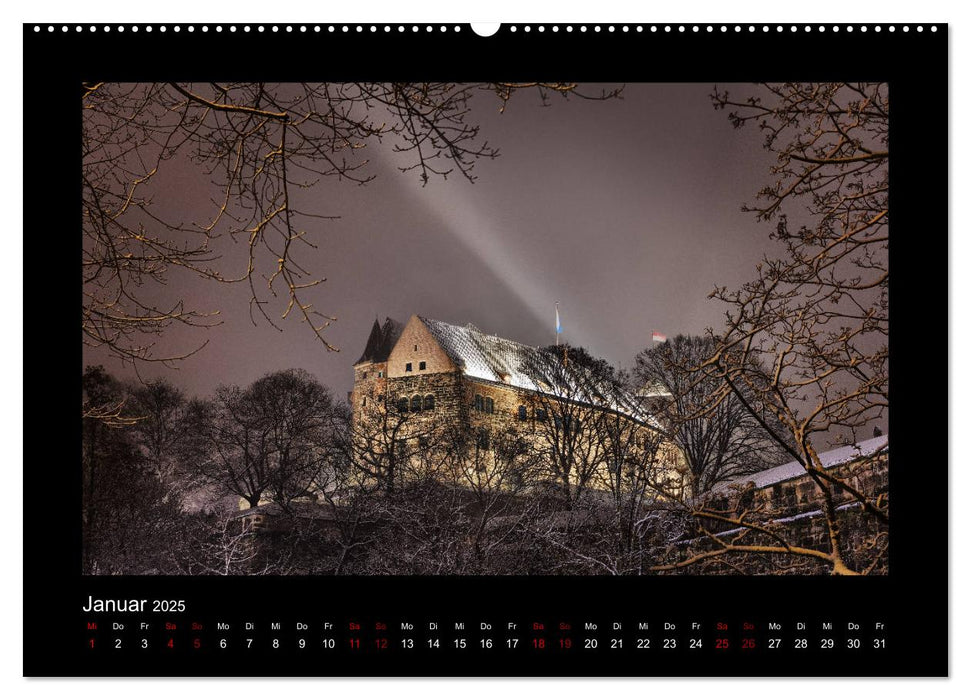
[81, 81, 890, 577]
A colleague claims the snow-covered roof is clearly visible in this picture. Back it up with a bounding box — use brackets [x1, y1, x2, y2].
[716, 435, 889, 491]
[636, 380, 673, 399]
[418, 316, 657, 426]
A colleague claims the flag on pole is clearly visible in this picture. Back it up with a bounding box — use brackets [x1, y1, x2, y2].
[555, 303, 562, 334]
[652, 330, 667, 343]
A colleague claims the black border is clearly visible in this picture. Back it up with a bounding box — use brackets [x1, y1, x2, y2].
[23, 23, 948, 677]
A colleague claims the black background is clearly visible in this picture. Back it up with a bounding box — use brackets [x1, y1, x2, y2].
[23, 22, 948, 677]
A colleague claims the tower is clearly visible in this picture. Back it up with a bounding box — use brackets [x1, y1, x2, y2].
[350, 318, 404, 423]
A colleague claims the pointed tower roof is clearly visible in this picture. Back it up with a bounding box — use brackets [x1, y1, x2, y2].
[355, 317, 404, 365]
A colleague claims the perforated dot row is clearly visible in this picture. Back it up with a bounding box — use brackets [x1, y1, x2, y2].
[33, 24, 464, 34]
[31, 24, 940, 34]
[507, 24, 938, 33]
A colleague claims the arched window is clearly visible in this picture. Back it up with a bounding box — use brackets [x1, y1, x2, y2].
[517, 405, 527, 421]
[411, 395, 422, 412]
[474, 394, 484, 412]
[397, 397, 408, 413]
[424, 394, 435, 410]
[485, 397, 495, 414]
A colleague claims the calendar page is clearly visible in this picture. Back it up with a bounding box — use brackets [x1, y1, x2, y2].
[23, 21, 947, 677]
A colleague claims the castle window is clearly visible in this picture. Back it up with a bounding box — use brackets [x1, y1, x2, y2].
[535, 408, 547, 422]
[378, 371, 384, 378]
[475, 394, 484, 411]
[411, 395, 422, 412]
[362, 371, 368, 379]
[406, 363, 413, 372]
[485, 397, 495, 414]
[378, 394, 385, 404]
[476, 429, 490, 451]
[362, 397, 367, 407]
[419, 361, 427, 371]
[423, 394, 435, 410]
[414, 344, 419, 351]
[397, 397, 409, 413]
[517, 405, 527, 421]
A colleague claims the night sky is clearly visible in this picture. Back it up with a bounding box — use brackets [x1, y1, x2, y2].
[84, 83, 783, 400]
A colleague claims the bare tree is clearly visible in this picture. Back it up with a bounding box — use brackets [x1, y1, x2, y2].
[659, 83, 891, 575]
[520, 345, 613, 504]
[247, 369, 336, 508]
[439, 423, 542, 571]
[519, 345, 671, 508]
[341, 392, 450, 494]
[81, 366, 186, 574]
[194, 369, 336, 509]
[634, 334, 791, 494]
[126, 378, 192, 488]
[82, 82, 619, 365]
[174, 513, 296, 576]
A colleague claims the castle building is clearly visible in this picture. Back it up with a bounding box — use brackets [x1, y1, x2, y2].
[350, 315, 687, 497]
